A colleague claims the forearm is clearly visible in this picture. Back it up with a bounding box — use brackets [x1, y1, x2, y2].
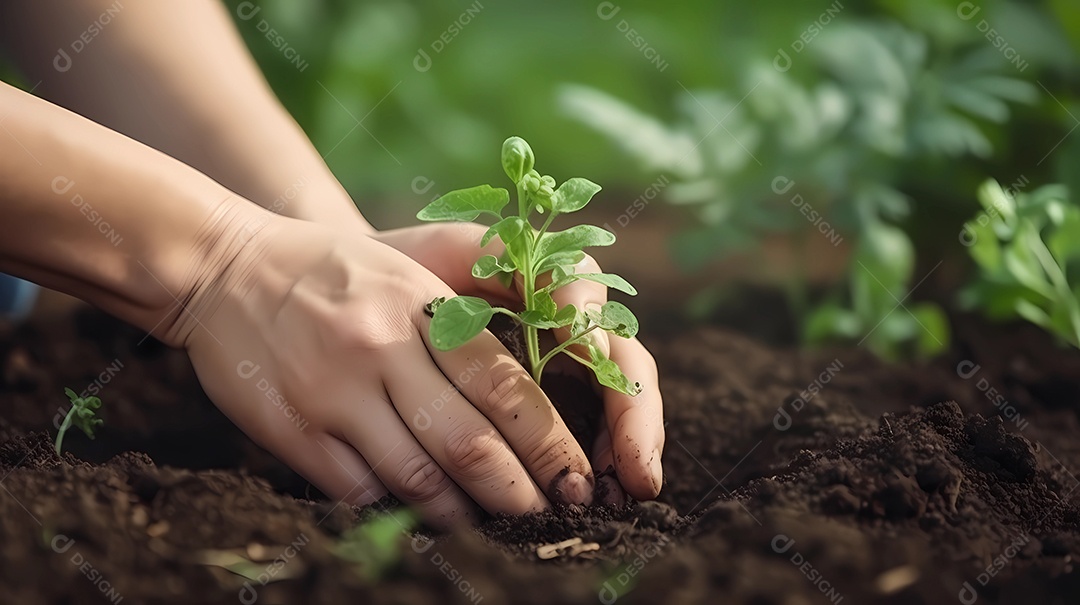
[0, 0, 370, 230]
[0, 81, 268, 345]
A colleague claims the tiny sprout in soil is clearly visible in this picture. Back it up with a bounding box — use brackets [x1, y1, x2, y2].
[54, 387, 103, 455]
[418, 136, 642, 396]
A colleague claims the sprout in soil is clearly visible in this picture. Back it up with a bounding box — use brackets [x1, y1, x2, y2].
[55, 387, 103, 455]
[418, 136, 642, 396]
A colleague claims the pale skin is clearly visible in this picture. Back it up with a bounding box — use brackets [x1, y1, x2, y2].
[0, 0, 664, 525]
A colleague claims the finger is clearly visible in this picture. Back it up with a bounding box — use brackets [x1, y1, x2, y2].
[545, 254, 611, 359]
[605, 336, 664, 500]
[373, 225, 518, 305]
[292, 433, 389, 506]
[326, 384, 481, 526]
[381, 337, 560, 514]
[591, 422, 627, 506]
[413, 316, 596, 506]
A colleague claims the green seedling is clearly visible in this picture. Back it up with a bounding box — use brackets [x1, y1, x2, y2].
[961, 180, 1080, 347]
[55, 388, 103, 455]
[418, 136, 642, 396]
[335, 509, 418, 581]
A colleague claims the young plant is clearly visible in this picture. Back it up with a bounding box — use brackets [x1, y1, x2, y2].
[961, 180, 1080, 347]
[55, 387, 103, 455]
[418, 136, 642, 396]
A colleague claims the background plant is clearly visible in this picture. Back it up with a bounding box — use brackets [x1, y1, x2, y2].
[961, 180, 1080, 347]
[559, 11, 1072, 359]
[419, 137, 642, 395]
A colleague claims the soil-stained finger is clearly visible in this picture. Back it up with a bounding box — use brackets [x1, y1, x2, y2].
[409, 319, 596, 507]
[605, 336, 665, 500]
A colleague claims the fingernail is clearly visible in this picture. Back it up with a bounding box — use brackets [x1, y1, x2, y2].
[597, 474, 625, 506]
[558, 471, 594, 506]
[648, 449, 663, 496]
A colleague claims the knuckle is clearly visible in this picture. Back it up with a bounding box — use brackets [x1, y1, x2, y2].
[393, 450, 452, 503]
[443, 423, 508, 480]
[473, 361, 534, 419]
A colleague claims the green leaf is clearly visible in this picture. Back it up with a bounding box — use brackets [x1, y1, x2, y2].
[417, 185, 509, 222]
[540, 271, 638, 296]
[908, 302, 950, 358]
[429, 296, 493, 351]
[803, 303, 863, 344]
[587, 344, 641, 396]
[586, 301, 639, 338]
[501, 137, 534, 183]
[482, 216, 533, 270]
[472, 255, 515, 279]
[519, 305, 576, 329]
[536, 225, 615, 261]
[550, 178, 602, 214]
[535, 250, 586, 274]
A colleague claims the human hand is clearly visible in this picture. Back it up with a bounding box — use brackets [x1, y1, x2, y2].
[372, 222, 665, 503]
[175, 212, 598, 526]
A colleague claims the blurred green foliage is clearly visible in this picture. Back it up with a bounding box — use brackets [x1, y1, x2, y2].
[962, 180, 1080, 347]
[224, 0, 1078, 357]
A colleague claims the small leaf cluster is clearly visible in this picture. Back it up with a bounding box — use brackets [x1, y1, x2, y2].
[55, 388, 103, 455]
[418, 137, 642, 395]
[962, 180, 1080, 347]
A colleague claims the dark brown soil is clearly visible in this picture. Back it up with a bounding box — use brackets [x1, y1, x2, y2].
[2, 306, 1079, 604]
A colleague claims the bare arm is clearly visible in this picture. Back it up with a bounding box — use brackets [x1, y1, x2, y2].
[0, 0, 368, 230]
